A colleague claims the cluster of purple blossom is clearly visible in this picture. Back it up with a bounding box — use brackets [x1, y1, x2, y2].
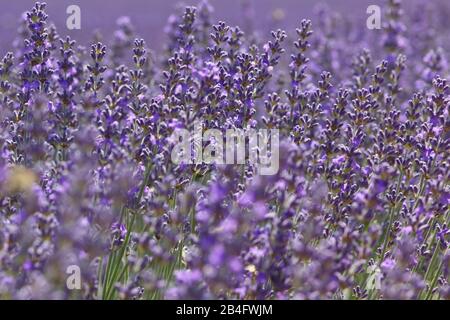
[0, 0, 448, 300]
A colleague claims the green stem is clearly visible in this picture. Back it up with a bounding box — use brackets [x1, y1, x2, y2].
[420, 244, 441, 299]
[378, 171, 403, 266]
[102, 160, 153, 299]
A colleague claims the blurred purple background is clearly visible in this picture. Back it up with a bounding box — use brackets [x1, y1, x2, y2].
[0, 0, 384, 52]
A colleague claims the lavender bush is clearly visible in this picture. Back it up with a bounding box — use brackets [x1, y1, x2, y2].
[0, 0, 448, 300]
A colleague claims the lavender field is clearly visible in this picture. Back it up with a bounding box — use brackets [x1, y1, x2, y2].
[0, 0, 448, 300]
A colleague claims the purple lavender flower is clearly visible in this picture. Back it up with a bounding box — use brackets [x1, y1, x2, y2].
[0, 0, 448, 300]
